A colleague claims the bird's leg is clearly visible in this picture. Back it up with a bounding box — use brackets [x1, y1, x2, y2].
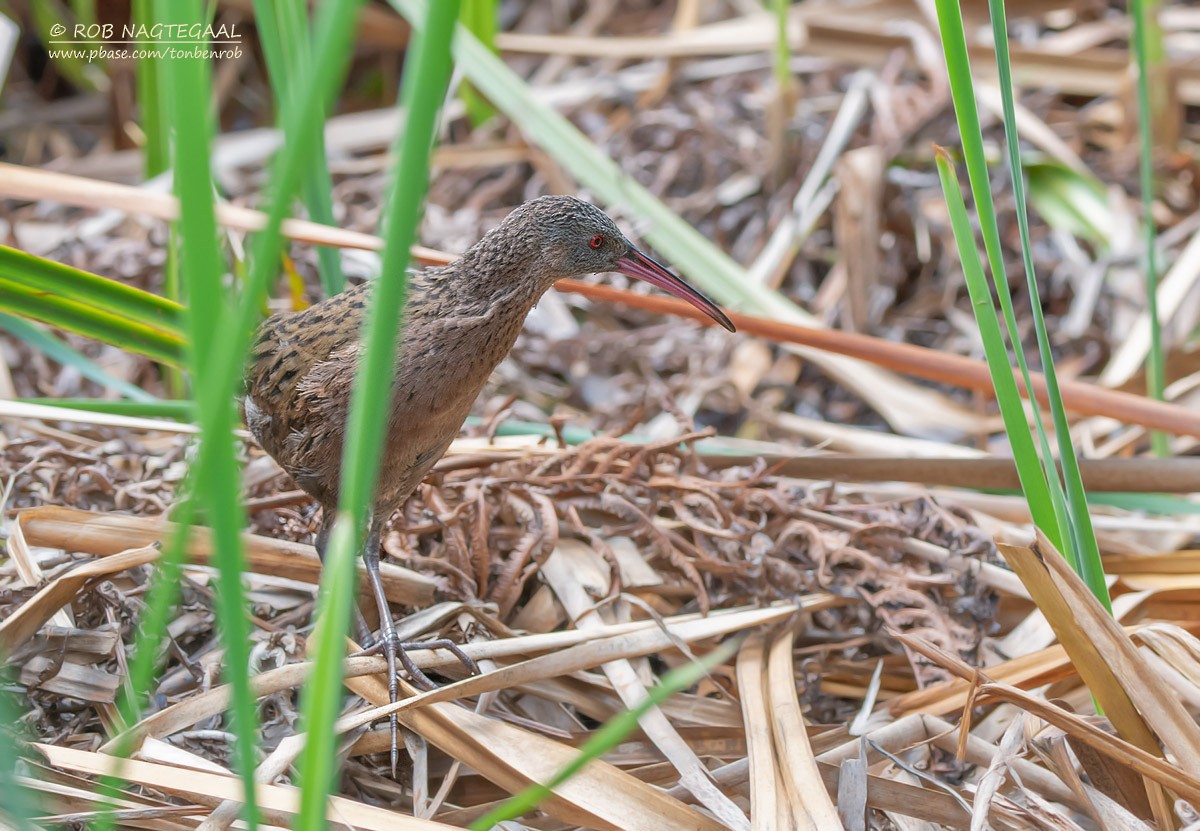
[361, 517, 408, 775]
[314, 510, 373, 645]
[358, 518, 483, 774]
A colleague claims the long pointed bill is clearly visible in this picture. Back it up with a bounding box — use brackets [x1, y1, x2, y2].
[614, 248, 736, 332]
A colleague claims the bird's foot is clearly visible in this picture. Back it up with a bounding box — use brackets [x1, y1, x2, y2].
[353, 634, 480, 690]
[352, 632, 480, 776]
[357, 521, 480, 776]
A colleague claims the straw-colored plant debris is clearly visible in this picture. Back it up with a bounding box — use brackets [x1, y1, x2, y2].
[3, 0, 1200, 829]
[3, 416, 1198, 828]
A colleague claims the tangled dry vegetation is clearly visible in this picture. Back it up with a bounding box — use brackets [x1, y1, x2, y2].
[4, 0, 1200, 829]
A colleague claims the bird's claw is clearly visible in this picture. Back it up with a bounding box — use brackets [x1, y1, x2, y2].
[350, 631, 480, 777]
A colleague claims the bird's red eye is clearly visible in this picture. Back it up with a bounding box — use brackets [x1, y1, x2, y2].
[589, 235, 604, 249]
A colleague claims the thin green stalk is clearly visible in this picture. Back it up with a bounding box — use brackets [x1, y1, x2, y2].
[469, 640, 738, 830]
[162, 232, 188, 397]
[132, 0, 167, 177]
[932, 0, 1067, 555]
[17, 398, 193, 419]
[986, 0, 1110, 608]
[294, 5, 459, 827]
[151, 0, 260, 826]
[934, 150, 1068, 565]
[1131, 0, 1168, 457]
[68, 0, 96, 28]
[458, 0, 498, 126]
[253, 0, 346, 295]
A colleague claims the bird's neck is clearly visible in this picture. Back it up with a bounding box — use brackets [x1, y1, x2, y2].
[389, 255, 552, 425]
[411, 247, 552, 321]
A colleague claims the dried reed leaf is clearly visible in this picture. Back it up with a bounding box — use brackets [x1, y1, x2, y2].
[976, 682, 1200, 805]
[821, 711, 1081, 810]
[14, 505, 436, 606]
[765, 626, 843, 829]
[735, 632, 786, 830]
[0, 161, 431, 260]
[0, 543, 157, 650]
[997, 540, 1168, 757]
[109, 603, 815, 752]
[34, 743, 457, 830]
[540, 539, 751, 830]
[345, 671, 728, 831]
[1013, 536, 1200, 770]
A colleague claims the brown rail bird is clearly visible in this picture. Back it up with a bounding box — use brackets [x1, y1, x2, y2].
[242, 195, 734, 767]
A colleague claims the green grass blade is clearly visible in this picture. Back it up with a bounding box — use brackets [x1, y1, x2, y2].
[91, 498, 196, 831]
[0, 244, 184, 333]
[1091, 492, 1200, 515]
[293, 511, 359, 830]
[457, 0, 498, 126]
[0, 668, 40, 831]
[469, 639, 738, 830]
[770, 0, 790, 89]
[0, 275, 184, 367]
[131, 0, 167, 177]
[932, 0, 1068, 555]
[934, 150, 1067, 560]
[1131, 0, 1168, 457]
[152, 0, 260, 825]
[113, 501, 194, 729]
[294, 4, 459, 827]
[90, 0, 364, 816]
[254, 0, 345, 295]
[986, 0, 1110, 609]
[0, 312, 156, 401]
[1024, 161, 1113, 249]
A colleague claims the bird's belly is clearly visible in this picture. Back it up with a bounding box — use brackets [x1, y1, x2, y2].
[375, 392, 476, 509]
[376, 372, 484, 506]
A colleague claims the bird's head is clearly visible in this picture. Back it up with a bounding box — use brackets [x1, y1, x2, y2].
[488, 195, 735, 332]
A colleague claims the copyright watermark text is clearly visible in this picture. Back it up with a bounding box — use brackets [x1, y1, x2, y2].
[46, 22, 242, 62]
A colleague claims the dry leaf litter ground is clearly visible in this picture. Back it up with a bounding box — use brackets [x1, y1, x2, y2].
[3, 0, 1200, 829]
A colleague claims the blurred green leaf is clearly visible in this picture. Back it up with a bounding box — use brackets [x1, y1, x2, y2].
[0, 670, 39, 831]
[0, 312, 156, 401]
[0, 245, 185, 367]
[131, 0, 167, 177]
[295, 2, 458, 827]
[1131, 0, 1168, 455]
[17, 397, 192, 419]
[1025, 160, 1114, 249]
[30, 0, 107, 90]
[254, 0, 346, 295]
[458, 0, 498, 126]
